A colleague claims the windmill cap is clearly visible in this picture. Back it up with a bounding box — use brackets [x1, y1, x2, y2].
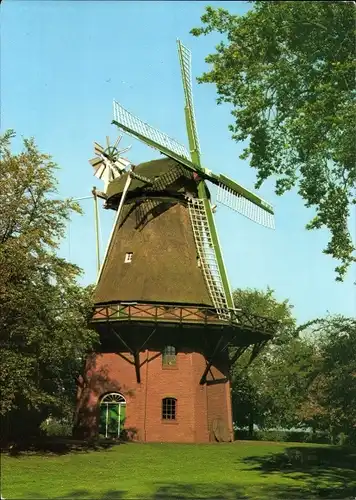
[105, 157, 210, 207]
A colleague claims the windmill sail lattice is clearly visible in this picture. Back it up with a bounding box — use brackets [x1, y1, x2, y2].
[177, 40, 200, 156]
[217, 183, 275, 229]
[188, 198, 230, 320]
[113, 101, 191, 162]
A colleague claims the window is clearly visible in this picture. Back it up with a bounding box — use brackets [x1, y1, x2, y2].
[162, 397, 176, 420]
[125, 252, 133, 263]
[162, 345, 176, 367]
[99, 393, 126, 438]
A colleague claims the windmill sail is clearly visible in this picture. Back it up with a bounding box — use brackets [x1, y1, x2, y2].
[113, 101, 191, 162]
[177, 40, 200, 160]
[216, 175, 275, 229]
[176, 40, 275, 230]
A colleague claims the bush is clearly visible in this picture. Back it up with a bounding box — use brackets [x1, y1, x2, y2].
[40, 418, 73, 437]
[284, 430, 329, 444]
[234, 428, 331, 444]
[256, 430, 289, 442]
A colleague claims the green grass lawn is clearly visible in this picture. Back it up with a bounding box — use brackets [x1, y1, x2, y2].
[2, 441, 356, 499]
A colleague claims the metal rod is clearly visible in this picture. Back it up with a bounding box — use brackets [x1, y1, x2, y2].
[95, 194, 121, 286]
[73, 195, 94, 201]
[92, 187, 101, 274]
[96, 172, 132, 287]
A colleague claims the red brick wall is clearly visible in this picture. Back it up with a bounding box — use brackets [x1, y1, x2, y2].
[206, 355, 233, 442]
[191, 352, 210, 442]
[77, 348, 233, 443]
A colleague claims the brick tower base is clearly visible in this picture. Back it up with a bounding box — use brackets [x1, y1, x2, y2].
[75, 347, 233, 443]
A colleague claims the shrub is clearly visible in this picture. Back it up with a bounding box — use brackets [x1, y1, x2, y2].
[40, 418, 73, 437]
[234, 428, 331, 444]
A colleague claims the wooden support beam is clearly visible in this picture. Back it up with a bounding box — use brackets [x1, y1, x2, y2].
[110, 326, 134, 354]
[134, 352, 141, 384]
[246, 340, 268, 367]
[229, 345, 249, 367]
[110, 326, 142, 383]
[206, 377, 228, 386]
[138, 327, 156, 351]
[200, 335, 225, 385]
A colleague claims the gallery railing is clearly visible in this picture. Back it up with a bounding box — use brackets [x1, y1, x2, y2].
[92, 302, 278, 336]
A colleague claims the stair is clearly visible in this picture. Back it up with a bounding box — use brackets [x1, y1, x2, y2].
[188, 198, 230, 321]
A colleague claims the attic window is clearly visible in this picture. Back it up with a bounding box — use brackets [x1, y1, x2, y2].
[125, 252, 133, 263]
[162, 345, 176, 367]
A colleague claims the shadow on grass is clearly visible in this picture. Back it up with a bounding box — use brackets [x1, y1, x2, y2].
[16, 479, 356, 500]
[25, 485, 248, 499]
[243, 445, 356, 499]
[4, 437, 126, 457]
[27, 482, 344, 500]
[21, 490, 126, 499]
[146, 483, 248, 499]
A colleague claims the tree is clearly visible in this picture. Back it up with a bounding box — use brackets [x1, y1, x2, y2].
[231, 287, 356, 441]
[297, 315, 356, 443]
[256, 337, 319, 431]
[0, 131, 97, 441]
[233, 286, 296, 344]
[231, 287, 298, 433]
[191, 1, 356, 280]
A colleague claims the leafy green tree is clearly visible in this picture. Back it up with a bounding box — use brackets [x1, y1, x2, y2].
[0, 131, 97, 441]
[232, 298, 356, 442]
[233, 286, 296, 344]
[298, 315, 356, 443]
[191, 1, 356, 280]
[257, 337, 319, 431]
[231, 287, 298, 433]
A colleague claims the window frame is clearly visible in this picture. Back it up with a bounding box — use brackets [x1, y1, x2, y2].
[161, 397, 177, 422]
[124, 252, 133, 263]
[162, 345, 177, 369]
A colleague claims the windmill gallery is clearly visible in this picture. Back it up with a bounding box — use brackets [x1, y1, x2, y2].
[75, 40, 278, 443]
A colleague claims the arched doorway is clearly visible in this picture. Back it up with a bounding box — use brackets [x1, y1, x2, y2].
[99, 393, 126, 438]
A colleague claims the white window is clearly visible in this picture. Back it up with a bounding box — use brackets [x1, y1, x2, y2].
[162, 345, 176, 367]
[99, 393, 126, 438]
[125, 252, 133, 263]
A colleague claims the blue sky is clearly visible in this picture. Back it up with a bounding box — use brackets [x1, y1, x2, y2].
[2, 0, 355, 324]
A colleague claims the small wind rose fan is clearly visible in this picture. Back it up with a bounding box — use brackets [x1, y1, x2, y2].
[89, 135, 131, 191]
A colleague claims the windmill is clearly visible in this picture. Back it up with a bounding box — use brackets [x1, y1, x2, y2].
[76, 40, 278, 444]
